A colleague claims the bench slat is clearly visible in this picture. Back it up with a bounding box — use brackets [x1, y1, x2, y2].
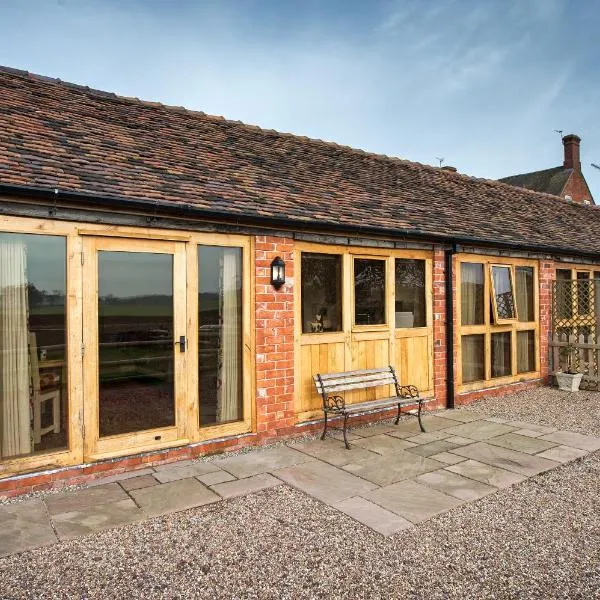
[314, 372, 395, 389]
[316, 378, 396, 394]
[316, 367, 392, 380]
[343, 397, 419, 414]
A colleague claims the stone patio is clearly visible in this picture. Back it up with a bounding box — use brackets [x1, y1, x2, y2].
[2, 409, 600, 555]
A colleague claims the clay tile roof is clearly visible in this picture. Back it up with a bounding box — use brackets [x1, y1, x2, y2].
[499, 166, 571, 197]
[2, 66, 600, 256]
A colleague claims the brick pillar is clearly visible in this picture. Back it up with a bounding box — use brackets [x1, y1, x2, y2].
[538, 259, 554, 381]
[432, 246, 450, 407]
[255, 235, 295, 440]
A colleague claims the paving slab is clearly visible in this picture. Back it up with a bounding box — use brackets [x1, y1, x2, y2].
[274, 460, 378, 505]
[290, 438, 377, 467]
[120, 474, 159, 492]
[152, 461, 222, 483]
[334, 496, 413, 536]
[539, 430, 600, 452]
[437, 411, 485, 423]
[389, 415, 458, 434]
[52, 499, 143, 540]
[351, 423, 400, 437]
[502, 421, 557, 433]
[196, 470, 237, 486]
[451, 442, 559, 476]
[87, 468, 155, 487]
[130, 477, 220, 517]
[536, 445, 589, 464]
[429, 451, 467, 465]
[512, 428, 549, 438]
[443, 421, 517, 441]
[416, 469, 496, 501]
[0, 499, 57, 557]
[486, 432, 557, 455]
[444, 435, 475, 446]
[211, 473, 281, 499]
[214, 446, 314, 478]
[351, 434, 416, 455]
[406, 439, 464, 458]
[342, 451, 443, 486]
[45, 483, 129, 516]
[365, 480, 462, 523]
[406, 431, 451, 444]
[446, 459, 527, 488]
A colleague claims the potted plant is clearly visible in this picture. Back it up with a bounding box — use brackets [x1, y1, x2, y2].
[556, 343, 583, 392]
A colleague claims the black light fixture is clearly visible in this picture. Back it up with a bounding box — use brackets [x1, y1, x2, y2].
[270, 256, 286, 289]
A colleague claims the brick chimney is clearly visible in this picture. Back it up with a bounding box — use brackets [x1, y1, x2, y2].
[563, 134, 581, 170]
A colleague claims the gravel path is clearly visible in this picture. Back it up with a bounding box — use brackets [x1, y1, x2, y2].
[1, 389, 599, 600]
[460, 387, 600, 436]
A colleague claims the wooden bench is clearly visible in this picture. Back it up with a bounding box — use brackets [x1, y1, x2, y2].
[314, 366, 425, 449]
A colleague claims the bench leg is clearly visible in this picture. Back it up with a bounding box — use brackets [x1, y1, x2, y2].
[321, 410, 329, 441]
[417, 399, 426, 432]
[395, 402, 402, 425]
[342, 413, 350, 450]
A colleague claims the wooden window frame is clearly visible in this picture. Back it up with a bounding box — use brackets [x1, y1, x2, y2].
[294, 242, 433, 422]
[456, 253, 539, 393]
[489, 264, 518, 324]
[0, 216, 254, 478]
[299, 250, 344, 336]
[351, 254, 389, 331]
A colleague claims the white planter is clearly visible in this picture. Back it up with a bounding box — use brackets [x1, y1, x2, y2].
[555, 372, 583, 392]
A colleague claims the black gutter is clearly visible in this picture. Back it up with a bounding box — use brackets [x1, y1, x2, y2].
[445, 244, 457, 409]
[1, 183, 600, 260]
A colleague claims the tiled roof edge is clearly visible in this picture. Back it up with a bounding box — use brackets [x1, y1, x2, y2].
[2, 65, 598, 213]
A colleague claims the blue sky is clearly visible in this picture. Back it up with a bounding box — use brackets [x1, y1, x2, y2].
[1, 0, 599, 200]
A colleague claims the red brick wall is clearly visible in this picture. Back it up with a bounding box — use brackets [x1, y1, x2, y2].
[538, 259, 554, 381]
[254, 235, 296, 440]
[562, 171, 594, 204]
[432, 247, 449, 407]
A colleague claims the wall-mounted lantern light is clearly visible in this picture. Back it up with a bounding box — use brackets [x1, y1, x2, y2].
[270, 256, 286, 290]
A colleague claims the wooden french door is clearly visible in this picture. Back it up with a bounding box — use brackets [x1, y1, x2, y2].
[82, 237, 188, 460]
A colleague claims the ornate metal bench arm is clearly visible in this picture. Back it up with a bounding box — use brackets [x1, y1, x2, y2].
[324, 395, 346, 412]
[398, 385, 420, 399]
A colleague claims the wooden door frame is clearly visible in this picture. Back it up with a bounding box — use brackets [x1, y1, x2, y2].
[0, 216, 84, 478]
[82, 235, 189, 461]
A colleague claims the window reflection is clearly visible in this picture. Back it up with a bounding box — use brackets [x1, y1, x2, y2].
[354, 259, 386, 325]
[301, 253, 342, 333]
[395, 259, 426, 328]
[98, 251, 175, 437]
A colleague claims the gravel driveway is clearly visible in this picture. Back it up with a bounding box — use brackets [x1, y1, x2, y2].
[1, 387, 599, 600]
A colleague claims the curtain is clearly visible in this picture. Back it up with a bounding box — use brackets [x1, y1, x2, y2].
[517, 331, 534, 374]
[516, 267, 533, 322]
[461, 263, 484, 325]
[491, 333, 511, 378]
[462, 335, 484, 383]
[0, 240, 31, 458]
[216, 249, 241, 423]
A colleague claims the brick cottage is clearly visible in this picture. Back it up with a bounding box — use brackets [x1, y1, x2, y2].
[0, 66, 598, 497]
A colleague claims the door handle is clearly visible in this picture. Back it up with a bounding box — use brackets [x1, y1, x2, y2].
[175, 335, 186, 352]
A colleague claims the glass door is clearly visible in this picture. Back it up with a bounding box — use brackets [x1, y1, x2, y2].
[82, 237, 187, 459]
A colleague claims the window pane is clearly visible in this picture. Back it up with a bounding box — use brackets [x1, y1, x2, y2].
[516, 266, 534, 322]
[556, 270, 573, 319]
[517, 331, 535, 373]
[461, 335, 484, 383]
[198, 246, 243, 427]
[395, 259, 426, 328]
[0, 233, 68, 459]
[577, 272, 591, 315]
[98, 251, 175, 437]
[491, 332, 511, 378]
[301, 253, 342, 333]
[354, 259, 386, 325]
[491, 266, 516, 320]
[461, 263, 484, 325]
